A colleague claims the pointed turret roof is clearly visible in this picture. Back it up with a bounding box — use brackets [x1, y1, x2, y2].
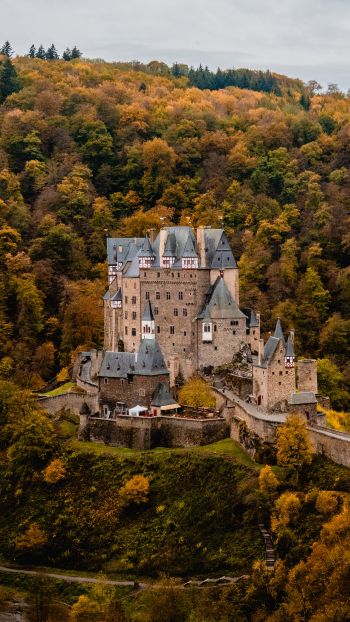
[182, 232, 198, 258]
[285, 333, 295, 357]
[142, 300, 154, 322]
[111, 288, 122, 302]
[138, 236, 155, 257]
[135, 338, 168, 376]
[274, 318, 285, 343]
[197, 276, 245, 320]
[163, 232, 177, 257]
[151, 382, 178, 407]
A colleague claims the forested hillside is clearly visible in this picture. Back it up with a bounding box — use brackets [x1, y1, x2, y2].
[0, 52, 349, 405]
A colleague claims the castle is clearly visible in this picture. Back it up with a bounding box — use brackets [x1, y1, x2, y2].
[103, 225, 261, 382]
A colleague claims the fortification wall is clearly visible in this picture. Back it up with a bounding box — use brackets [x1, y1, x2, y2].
[308, 426, 350, 468]
[38, 392, 99, 416]
[81, 415, 228, 450]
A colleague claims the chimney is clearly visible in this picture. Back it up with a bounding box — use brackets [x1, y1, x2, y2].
[196, 226, 207, 268]
[148, 228, 157, 243]
[258, 339, 264, 366]
[159, 228, 167, 267]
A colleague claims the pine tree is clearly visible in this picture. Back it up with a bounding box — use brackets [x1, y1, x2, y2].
[36, 45, 46, 60]
[71, 46, 82, 59]
[62, 48, 72, 61]
[46, 44, 59, 60]
[28, 44, 36, 58]
[0, 41, 13, 57]
[0, 57, 20, 104]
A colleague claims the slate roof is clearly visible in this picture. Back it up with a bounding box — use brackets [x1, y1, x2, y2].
[123, 253, 140, 277]
[135, 338, 168, 376]
[242, 308, 259, 328]
[142, 300, 154, 322]
[138, 237, 155, 257]
[151, 382, 178, 407]
[111, 288, 122, 302]
[262, 336, 281, 366]
[103, 289, 111, 301]
[99, 338, 169, 379]
[274, 319, 285, 343]
[288, 392, 317, 405]
[285, 333, 295, 357]
[197, 276, 246, 320]
[106, 226, 238, 271]
[98, 351, 136, 379]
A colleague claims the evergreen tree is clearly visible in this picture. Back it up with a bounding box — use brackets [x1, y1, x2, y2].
[28, 44, 36, 58]
[71, 46, 82, 59]
[45, 44, 59, 60]
[62, 48, 72, 61]
[0, 57, 20, 104]
[36, 45, 46, 60]
[0, 41, 13, 57]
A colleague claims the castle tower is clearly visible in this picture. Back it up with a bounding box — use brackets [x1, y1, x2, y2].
[142, 301, 155, 339]
[285, 331, 295, 368]
[297, 359, 318, 394]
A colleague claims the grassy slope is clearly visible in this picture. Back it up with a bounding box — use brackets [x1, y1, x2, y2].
[0, 446, 263, 578]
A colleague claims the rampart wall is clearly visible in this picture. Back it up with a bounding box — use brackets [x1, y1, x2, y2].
[38, 392, 99, 416]
[80, 414, 228, 450]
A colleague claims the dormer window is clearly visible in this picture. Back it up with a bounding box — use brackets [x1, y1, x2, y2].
[162, 256, 175, 268]
[139, 256, 154, 269]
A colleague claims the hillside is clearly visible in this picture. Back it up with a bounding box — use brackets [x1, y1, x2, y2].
[0, 54, 348, 408]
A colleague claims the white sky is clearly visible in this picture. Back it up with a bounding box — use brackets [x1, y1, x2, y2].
[2, 0, 350, 89]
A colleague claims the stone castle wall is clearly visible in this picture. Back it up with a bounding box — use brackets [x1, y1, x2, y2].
[298, 359, 318, 394]
[197, 318, 247, 369]
[38, 392, 99, 416]
[80, 414, 228, 450]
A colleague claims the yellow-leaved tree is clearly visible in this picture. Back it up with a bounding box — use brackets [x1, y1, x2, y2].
[276, 415, 314, 480]
[119, 475, 149, 506]
[259, 465, 279, 494]
[43, 458, 66, 484]
[178, 376, 215, 409]
[16, 523, 47, 551]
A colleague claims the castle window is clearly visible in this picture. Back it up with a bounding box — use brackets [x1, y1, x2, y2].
[279, 371, 283, 376]
[125, 296, 128, 304]
[156, 291, 160, 300]
[103, 405, 109, 416]
[125, 311, 128, 319]
[183, 309, 187, 317]
[157, 326, 160, 333]
[154, 306, 159, 315]
[184, 331, 186, 336]
[279, 382, 281, 385]
[146, 291, 150, 300]
[214, 324, 217, 332]
[104, 378, 108, 384]
[132, 312, 137, 320]
[139, 388, 146, 397]
[132, 296, 136, 305]
[166, 292, 171, 300]
[231, 320, 239, 326]
[157, 272, 160, 277]
[132, 328, 136, 336]
[253, 330, 256, 335]
[144, 272, 146, 277]
[172, 272, 174, 277]
[125, 327, 128, 335]
[179, 291, 183, 300]
[174, 308, 178, 316]
[170, 326, 175, 335]
[178, 272, 180, 277]
[232, 330, 236, 335]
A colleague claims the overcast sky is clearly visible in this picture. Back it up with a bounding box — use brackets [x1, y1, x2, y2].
[2, 0, 350, 89]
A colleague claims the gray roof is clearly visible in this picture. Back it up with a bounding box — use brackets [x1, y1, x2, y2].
[242, 308, 259, 328]
[103, 289, 111, 301]
[198, 276, 245, 320]
[107, 237, 144, 266]
[262, 336, 281, 366]
[135, 338, 168, 376]
[123, 253, 140, 277]
[106, 226, 237, 271]
[288, 392, 317, 405]
[151, 382, 177, 407]
[285, 334, 295, 357]
[142, 300, 154, 321]
[80, 402, 91, 415]
[111, 288, 122, 302]
[99, 351, 137, 378]
[274, 319, 285, 344]
[139, 237, 155, 257]
[99, 338, 168, 379]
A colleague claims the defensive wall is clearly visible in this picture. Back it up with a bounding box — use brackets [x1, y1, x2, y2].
[213, 386, 350, 468]
[79, 414, 229, 450]
[38, 392, 99, 417]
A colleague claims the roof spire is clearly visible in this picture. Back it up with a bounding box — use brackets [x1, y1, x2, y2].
[142, 300, 154, 322]
[274, 317, 285, 343]
[285, 331, 295, 358]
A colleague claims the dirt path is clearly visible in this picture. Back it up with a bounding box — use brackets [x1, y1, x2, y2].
[0, 565, 147, 589]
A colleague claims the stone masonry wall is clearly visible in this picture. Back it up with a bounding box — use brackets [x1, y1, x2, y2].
[98, 374, 169, 413]
[38, 392, 99, 416]
[197, 317, 247, 369]
[81, 415, 228, 449]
